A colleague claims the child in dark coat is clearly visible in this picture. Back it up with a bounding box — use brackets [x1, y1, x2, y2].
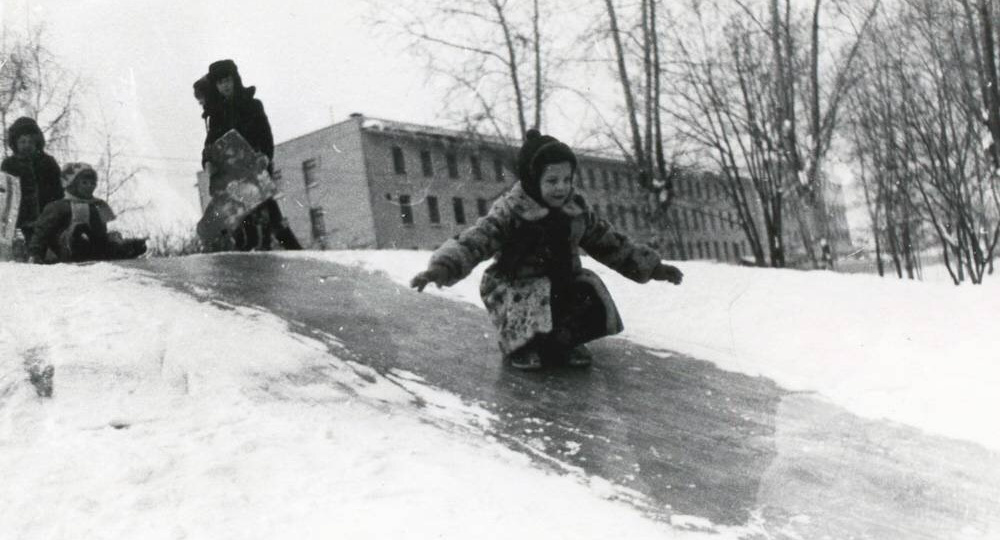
[201, 59, 301, 251]
[28, 163, 146, 263]
[1, 117, 64, 246]
[410, 130, 682, 370]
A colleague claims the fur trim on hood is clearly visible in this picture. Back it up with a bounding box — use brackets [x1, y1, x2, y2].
[7, 117, 46, 152]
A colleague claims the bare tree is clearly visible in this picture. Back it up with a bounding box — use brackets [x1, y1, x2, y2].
[759, 0, 881, 268]
[667, 13, 788, 266]
[92, 113, 147, 218]
[600, 0, 678, 215]
[370, 0, 552, 139]
[846, 0, 1000, 284]
[0, 25, 80, 157]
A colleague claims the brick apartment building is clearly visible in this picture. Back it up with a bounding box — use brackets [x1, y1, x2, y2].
[197, 113, 849, 264]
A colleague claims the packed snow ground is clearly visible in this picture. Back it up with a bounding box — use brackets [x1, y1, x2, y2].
[2, 251, 998, 539]
[0, 261, 729, 540]
[297, 250, 1000, 452]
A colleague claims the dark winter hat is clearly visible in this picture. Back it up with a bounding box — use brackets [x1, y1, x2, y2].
[193, 75, 212, 99]
[61, 162, 97, 188]
[516, 129, 577, 203]
[207, 59, 240, 83]
[7, 116, 45, 152]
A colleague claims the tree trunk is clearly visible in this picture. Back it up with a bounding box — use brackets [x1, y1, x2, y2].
[532, 0, 542, 130]
[604, 0, 647, 183]
[492, 0, 528, 136]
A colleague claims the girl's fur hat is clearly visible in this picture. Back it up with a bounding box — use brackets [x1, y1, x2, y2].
[516, 129, 577, 203]
[7, 117, 45, 152]
[61, 162, 97, 188]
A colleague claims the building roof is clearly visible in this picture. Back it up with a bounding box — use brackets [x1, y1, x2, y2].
[353, 114, 627, 163]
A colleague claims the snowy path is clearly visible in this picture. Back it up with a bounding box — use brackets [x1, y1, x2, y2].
[127, 254, 1000, 539]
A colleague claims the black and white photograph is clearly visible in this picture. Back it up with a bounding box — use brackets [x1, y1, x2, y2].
[1, 0, 999, 538]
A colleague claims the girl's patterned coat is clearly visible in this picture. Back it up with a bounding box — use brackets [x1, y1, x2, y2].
[428, 184, 662, 353]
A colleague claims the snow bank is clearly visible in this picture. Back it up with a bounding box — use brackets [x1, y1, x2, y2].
[0, 262, 718, 540]
[297, 250, 1000, 451]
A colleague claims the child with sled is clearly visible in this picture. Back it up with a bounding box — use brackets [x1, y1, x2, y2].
[27, 163, 146, 263]
[200, 59, 301, 251]
[410, 130, 683, 370]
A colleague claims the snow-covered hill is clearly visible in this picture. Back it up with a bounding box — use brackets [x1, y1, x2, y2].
[2, 252, 998, 539]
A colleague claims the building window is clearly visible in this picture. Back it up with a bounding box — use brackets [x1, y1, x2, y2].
[427, 196, 440, 225]
[618, 205, 629, 229]
[470, 155, 483, 181]
[602, 170, 611, 190]
[476, 198, 489, 217]
[714, 241, 721, 259]
[688, 241, 695, 259]
[606, 204, 616, 225]
[493, 157, 505, 182]
[723, 242, 731, 260]
[446, 152, 459, 179]
[588, 168, 597, 189]
[733, 242, 741, 259]
[631, 207, 641, 230]
[392, 146, 406, 174]
[421, 150, 433, 177]
[303, 159, 319, 189]
[399, 194, 414, 225]
[613, 171, 622, 191]
[453, 197, 466, 225]
[309, 207, 327, 247]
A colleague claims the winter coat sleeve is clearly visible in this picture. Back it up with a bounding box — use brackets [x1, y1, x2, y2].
[28, 201, 69, 260]
[428, 198, 515, 286]
[0, 156, 15, 176]
[36, 154, 64, 208]
[248, 99, 275, 163]
[203, 117, 221, 168]
[578, 209, 662, 283]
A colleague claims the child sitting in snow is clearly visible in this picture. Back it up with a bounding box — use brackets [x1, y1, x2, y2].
[27, 162, 147, 263]
[410, 130, 683, 370]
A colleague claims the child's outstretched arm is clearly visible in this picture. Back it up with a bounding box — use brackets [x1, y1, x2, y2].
[410, 197, 514, 292]
[579, 209, 681, 285]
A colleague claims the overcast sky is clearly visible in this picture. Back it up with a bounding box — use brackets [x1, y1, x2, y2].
[3, 0, 446, 229]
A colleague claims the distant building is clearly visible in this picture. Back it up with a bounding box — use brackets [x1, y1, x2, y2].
[196, 113, 849, 265]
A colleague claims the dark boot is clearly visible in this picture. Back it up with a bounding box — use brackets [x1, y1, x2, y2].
[506, 345, 542, 371]
[274, 225, 302, 250]
[567, 344, 593, 368]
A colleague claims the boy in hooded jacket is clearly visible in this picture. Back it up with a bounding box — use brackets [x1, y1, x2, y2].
[1, 117, 64, 246]
[410, 130, 683, 370]
[28, 163, 146, 263]
[201, 59, 301, 251]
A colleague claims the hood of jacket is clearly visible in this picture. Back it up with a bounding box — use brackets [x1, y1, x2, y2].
[7, 117, 46, 153]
